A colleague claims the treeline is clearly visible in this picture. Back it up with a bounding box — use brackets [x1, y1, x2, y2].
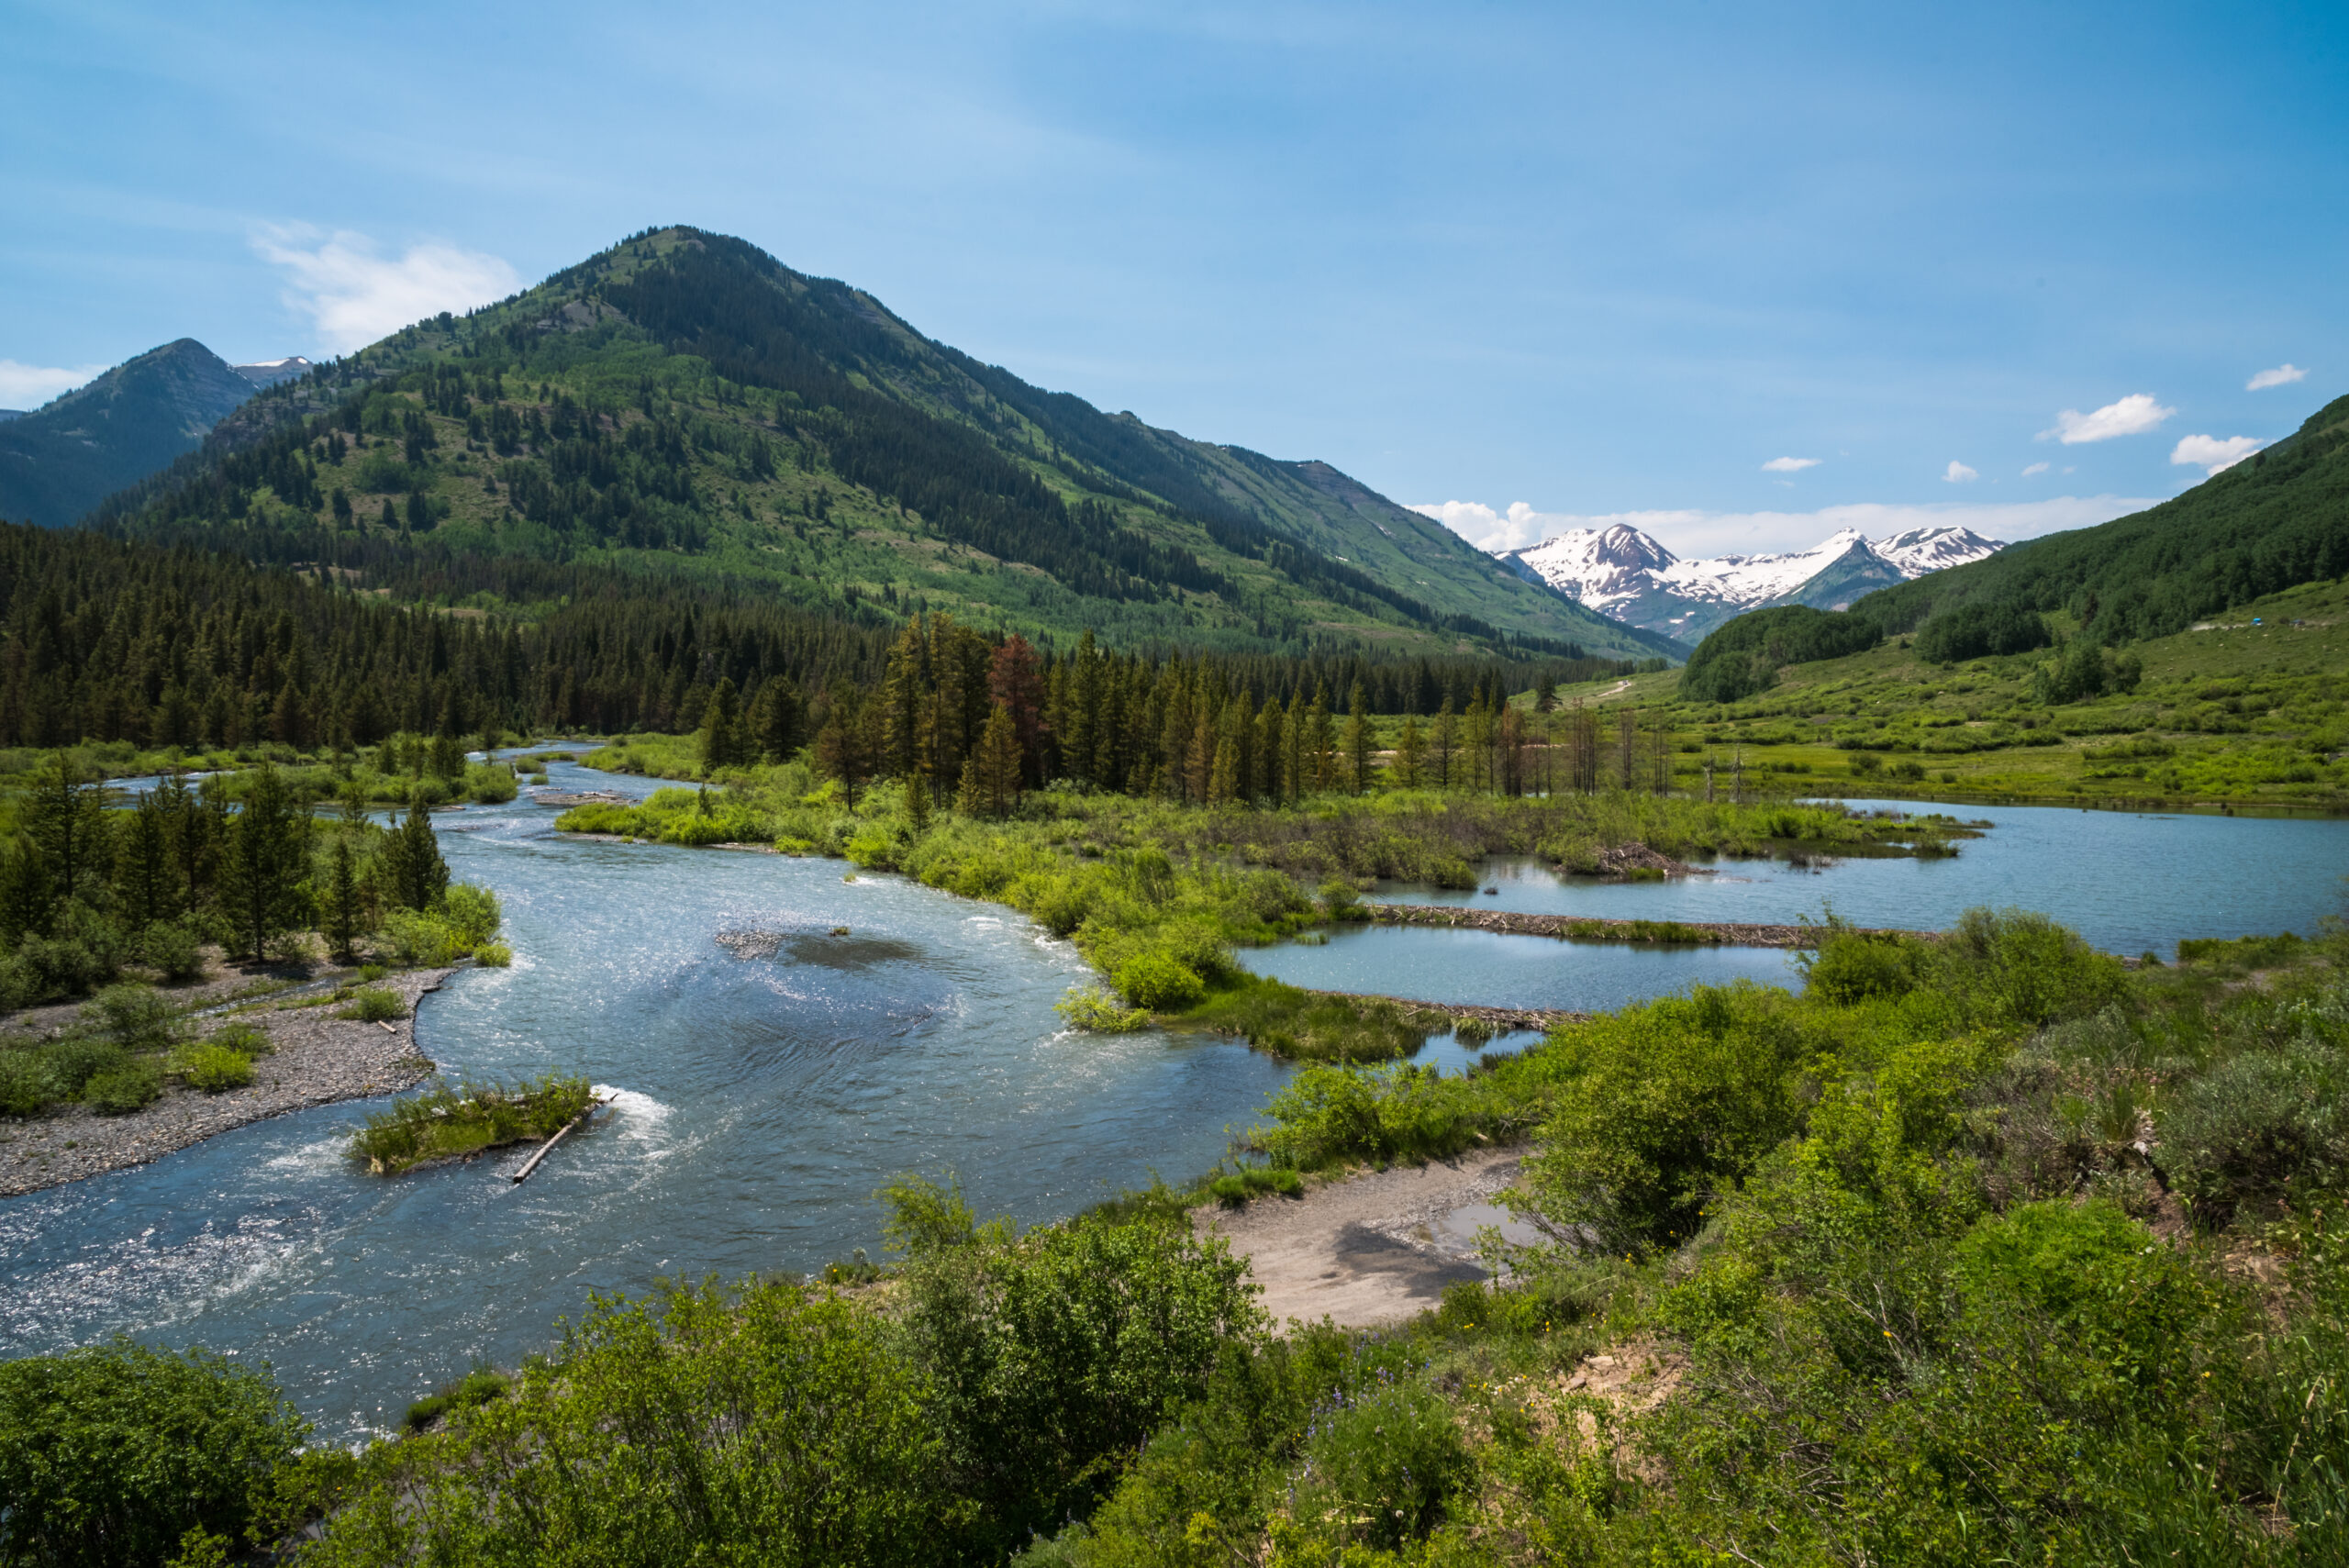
[0, 524, 1637, 767]
[797, 617, 1663, 811]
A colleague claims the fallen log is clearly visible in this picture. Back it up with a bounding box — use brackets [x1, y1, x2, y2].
[511, 1101, 601, 1184]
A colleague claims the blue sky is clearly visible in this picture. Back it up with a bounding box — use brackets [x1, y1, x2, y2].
[6, 0, 2343, 555]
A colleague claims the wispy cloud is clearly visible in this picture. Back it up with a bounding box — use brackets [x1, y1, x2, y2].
[2038, 393, 2175, 444]
[2247, 363, 2306, 392]
[252, 226, 521, 354]
[1943, 460, 1977, 484]
[1412, 495, 2157, 558]
[1760, 455, 1819, 473]
[2170, 434, 2264, 474]
[2021, 462, 2050, 476]
[0, 359, 108, 408]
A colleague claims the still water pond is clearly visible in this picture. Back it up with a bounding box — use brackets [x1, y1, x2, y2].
[1367, 797, 2349, 959]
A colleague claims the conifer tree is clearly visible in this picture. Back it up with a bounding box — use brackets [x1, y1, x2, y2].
[25, 757, 108, 908]
[1343, 682, 1372, 795]
[326, 837, 361, 962]
[222, 763, 308, 961]
[384, 796, 450, 912]
[1396, 714, 1425, 789]
[698, 676, 744, 773]
[117, 793, 175, 929]
[959, 705, 1024, 819]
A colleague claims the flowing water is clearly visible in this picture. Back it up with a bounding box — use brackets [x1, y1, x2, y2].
[1364, 796, 2349, 959]
[0, 762, 1316, 1440]
[3, 773, 2343, 1437]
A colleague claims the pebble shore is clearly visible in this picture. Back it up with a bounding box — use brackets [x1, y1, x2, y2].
[0, 966, 454, 1198]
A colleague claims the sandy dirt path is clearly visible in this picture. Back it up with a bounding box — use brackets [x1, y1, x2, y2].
[1195, 1147, 1530, 1328]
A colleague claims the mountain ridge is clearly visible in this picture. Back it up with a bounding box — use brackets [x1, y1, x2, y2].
[99, 225, 1680, 662]
[0, 339, 262, 528]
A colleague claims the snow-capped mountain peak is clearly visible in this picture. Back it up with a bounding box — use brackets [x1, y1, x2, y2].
[1868, 525, 2003, 576]
[1495, 520, 2003, 643]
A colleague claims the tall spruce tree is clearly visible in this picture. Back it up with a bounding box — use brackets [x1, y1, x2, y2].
[222, 763, 308, 961]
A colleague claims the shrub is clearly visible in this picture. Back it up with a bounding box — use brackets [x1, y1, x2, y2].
[0, 1338, 308, 1568]
[205, 1021, 272, 1058]
[305, 1283, 938, 1566]
[1113, 951, 1206, 1012]
[85, 1060, 163, 1115]
[37, 1037, 128, 1096]
[473, 941, 514, 968]
[1055, 985, 1148, 1032]
[349, 1073, 593, 1174]
[381, 909, 459, 966]
[2159, 1041, 2347, 1226]
[1938, 906, 2126, 1029]
[139, 918, 206, 983]
[174, 1043, 255, 1094]
[438, 884, 503, 949]
[86, 983, 186, 1054]
[340, 986, 406, 1023]
[1278, 1379, 1472, 1556]
[0, 1049, 61, 1117]
[1801, 925, 1931, 1004]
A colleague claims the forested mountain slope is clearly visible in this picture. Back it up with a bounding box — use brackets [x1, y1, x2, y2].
[1856, 392, 2349, 643]
[0, 340, 258, 528]
[100, 227, 1675, 661]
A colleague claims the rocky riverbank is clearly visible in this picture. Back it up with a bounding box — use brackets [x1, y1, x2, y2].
[0, 966, 454, 1198]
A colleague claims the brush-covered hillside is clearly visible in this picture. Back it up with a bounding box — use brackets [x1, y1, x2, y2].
[1856, 392, 2349, 644]
[99, 227, 1675, 661]
[0, 340, 261, 528]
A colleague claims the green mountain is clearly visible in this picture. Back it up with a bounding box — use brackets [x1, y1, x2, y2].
[1856, 393, 2349, 643]
[103, 227, 1677, 661]
[0, 339, 259, 528]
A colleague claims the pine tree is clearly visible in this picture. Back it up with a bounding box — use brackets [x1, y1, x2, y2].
[816, 692, 873, 807]
[959, 705, 1024, 818]
[385, 796, 450, 911]
[1433, 697, 1457, 788]
[326, 837, 361, 961]
[1343, 682, 1372, 795]
[222, 762, 309, 961]
[1396, 714, 1425, 789]
[117, 793, 175, 929]
[24, 757, 107, 908]
[904, 768, 933, 837]
[698, 676, 744, 773]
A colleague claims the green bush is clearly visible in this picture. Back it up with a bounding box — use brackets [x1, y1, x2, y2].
[1277, 1380, 1472, 1555]
[0, 1049, 61, 1117]
[1055, 985, 1149, 1032]
[340, 986, 406, 1023]
[205, 1021, 271, 1058]
[173, 1043, 255, 1094]
[86, 983, 186, 1054]
[85, 1060, 163, 1115]
[2159, 1040, 2347, 1226]
[1113, 951, 1206, 1011]
[438, 883, 504, 949]
[0, 1338, 307, 1568]
[300, 1283, 938, 1567]
[139, 918, 206, 983]
[473, 941, 514, 968]
[1801, 925, 1932, 1004]
[382, 908, 460, 966]
[1938, 906, 2127, 1029]
[36, 1037, 127, 1096]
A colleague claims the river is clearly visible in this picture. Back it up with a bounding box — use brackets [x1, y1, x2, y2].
[3, 774, 2343, 1438]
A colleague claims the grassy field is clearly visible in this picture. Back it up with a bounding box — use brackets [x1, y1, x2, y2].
[1542, 574, 2349, 811]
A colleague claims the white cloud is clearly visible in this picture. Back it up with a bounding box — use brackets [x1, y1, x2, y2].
[2247, 363, 2306, 391]
[2038, 393, 2175, 444]
[2169, 434, 2265, 474]
[1413, 495, 2158, 559]
[1943, 460, 1977, 484]
[252, 226, 521, 354]
[2021, 462, 2050, 476]
[0, 359, 108, 408]
[1760, 456, 1820, 473]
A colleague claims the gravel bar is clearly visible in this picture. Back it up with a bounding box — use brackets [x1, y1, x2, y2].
[1371, 902, 1925, 949]
[0, 967, 455, 1198]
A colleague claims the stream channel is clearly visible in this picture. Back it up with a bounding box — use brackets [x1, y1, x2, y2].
[2, 768, 2343, 1439]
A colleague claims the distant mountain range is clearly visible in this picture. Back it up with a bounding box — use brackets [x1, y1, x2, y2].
[0, 339, 306, 528]
[1497, 522, 2005, 643]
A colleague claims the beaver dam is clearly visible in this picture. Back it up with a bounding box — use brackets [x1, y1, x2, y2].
[349, 1074, 599, 1176]
[1371, 902, 1926, 948]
